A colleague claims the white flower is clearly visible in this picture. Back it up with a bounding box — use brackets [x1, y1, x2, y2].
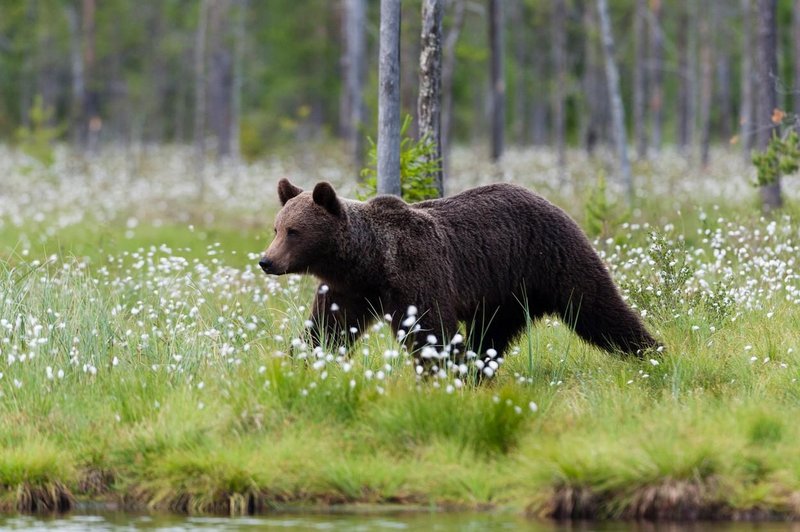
[529, 401, 538, 412]
[330, 303, 339, 312]
[649, 359, 659, 366]
[318, 284, 330, 294]
[406, 305, 418, 316]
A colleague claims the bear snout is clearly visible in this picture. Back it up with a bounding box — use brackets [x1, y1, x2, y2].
[258, 257, 274, 274]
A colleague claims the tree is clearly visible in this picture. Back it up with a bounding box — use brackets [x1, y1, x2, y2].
[676, 2, 695, 154]
[194, 0, 209, 195]
[231, 0, 247, 159]
[633, 0, 648, 159]
[82, 0, 100, 150]
[418, 0, 444, 197]
[597, 0, 632, 202]
[441, 0, 465, 168]
[793, 0, 800, 117]
[740, 0, 755, 158]
[341, 0, 367, 166]
[377, 0, 402, 196]
[488, 0, 504, 161]
[648, 0, 663, 153]
[755, 0, 781, 211]
[552, 0, 567, 173]
[208, 0, 234, 158]
[698, 1, 714, 166]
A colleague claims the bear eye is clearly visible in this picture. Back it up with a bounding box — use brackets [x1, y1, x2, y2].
[286, 228, 299, 237]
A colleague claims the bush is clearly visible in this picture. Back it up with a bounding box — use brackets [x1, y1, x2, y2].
[359, 115, 440, 202]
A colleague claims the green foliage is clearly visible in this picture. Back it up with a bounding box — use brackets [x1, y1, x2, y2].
[584, 173, 628, 239]
[14, 95, 62, 168]
[625, 232, 733, 324]
[751, 120, 800, 187]
[359, 115, 440, 203]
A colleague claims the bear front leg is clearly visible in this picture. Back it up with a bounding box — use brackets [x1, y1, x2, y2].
[304, 285, 373, 354]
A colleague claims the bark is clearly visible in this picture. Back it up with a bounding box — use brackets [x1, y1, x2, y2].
[377, 0, 402, 196]
[648, 0, 663, 153]
[755, 0, 781, 210]
[488, 0, 504, 162]
[194, 0, 209, 194]
[716, 55, 732, 141]
[582, 2, 604, 154]
[740, 0, 755, 157]
[441, 0, 465, 159]
[418, 0, 444, 197]
[633, 0, 648, 160]
[794, 0, 800, 116]
[65, 3, 84, 145]
[698, 4, 714, 167]
[552, 0, 567, 172]
[231, 0, 247, 159]
[597, 0, 632, 202]
[511, 0, 527, 144]
[82, 0, 99, 150]
[341, 0, 367, 166]
[676, 4, 695, 154]
[208, 0, 233, 158]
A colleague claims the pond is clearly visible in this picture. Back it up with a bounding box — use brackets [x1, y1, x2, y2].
[0, 511, 797, 531]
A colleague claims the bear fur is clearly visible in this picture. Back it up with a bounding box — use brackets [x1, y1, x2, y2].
[260, 179, 657, 370]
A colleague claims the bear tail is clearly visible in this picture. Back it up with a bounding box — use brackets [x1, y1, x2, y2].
[563, 285, 658, 356]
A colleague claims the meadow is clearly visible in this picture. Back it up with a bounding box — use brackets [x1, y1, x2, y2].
[1, 144, 800, 520]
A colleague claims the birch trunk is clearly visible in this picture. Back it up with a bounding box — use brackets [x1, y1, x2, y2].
[341, 0, 367, 166]
[418, 0, 444, 197]
[597, 0, 632, 202]
[377, 0, 402, 196]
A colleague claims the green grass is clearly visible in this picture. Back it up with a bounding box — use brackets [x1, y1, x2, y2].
[1, 146, 800, 519]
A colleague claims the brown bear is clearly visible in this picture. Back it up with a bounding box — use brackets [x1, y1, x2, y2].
[260, 179, 657, 373]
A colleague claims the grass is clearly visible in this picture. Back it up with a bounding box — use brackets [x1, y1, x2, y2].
[0, 145, 800, 519]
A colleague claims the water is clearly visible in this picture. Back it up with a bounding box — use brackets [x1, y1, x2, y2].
[0, 511, 797, 531]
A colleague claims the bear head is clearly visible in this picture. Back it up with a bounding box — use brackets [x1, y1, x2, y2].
[259, 178, 344, 276]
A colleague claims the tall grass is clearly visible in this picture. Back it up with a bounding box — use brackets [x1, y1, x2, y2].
[0, 146, 799, 517]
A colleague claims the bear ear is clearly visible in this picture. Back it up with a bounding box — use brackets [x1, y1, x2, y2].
[312, 182, 342, 217]
[277, 178, 303, 206]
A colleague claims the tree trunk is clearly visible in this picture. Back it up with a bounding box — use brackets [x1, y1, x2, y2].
[511, 0, 527, 144]
[82, 0, 99, 151]
[740, 0, 755, 158]
[698, 3, 713, 167]
[597, 0, 632, 202]
[378, 0, 402, 196]
[488, 0, 504, 162]
[65, 3, 84, 146]
[194, 0, 209, 196]
[648, 0, 663, 154]
[755, 0, 781, 211]
[633, 0, 648, 160]
[418, 0, 444, 197]
[582, 2, 604, 155]
[793, 0, 800, 116]
[552, 0, 567, 172]
[716, 55, 733, 142]
[231, 0, 247, 159]
[676, 3, 695, 155]
[441, 0, 465, 162]
[208, 0, 233, 158]
[341, 0, 367, 166]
